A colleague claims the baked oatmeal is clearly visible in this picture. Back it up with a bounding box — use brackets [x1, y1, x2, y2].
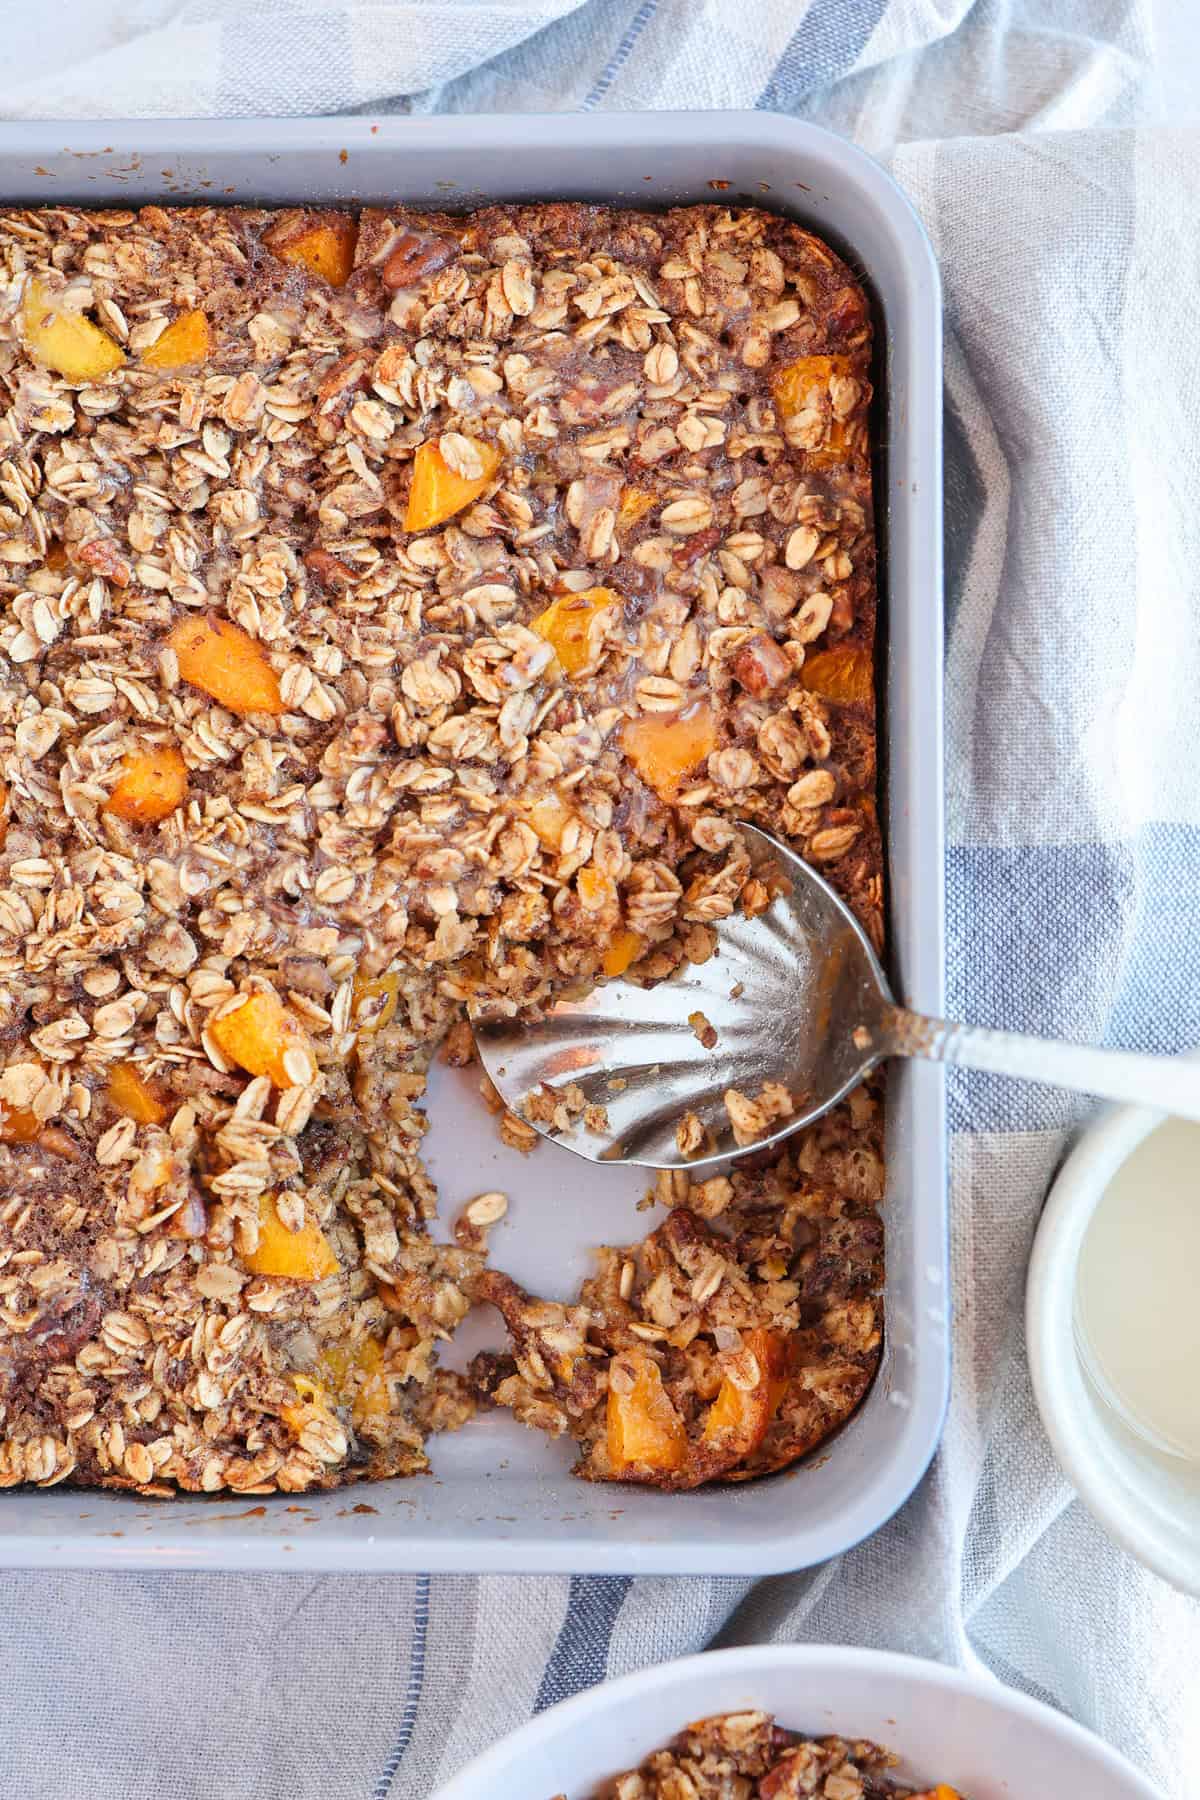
[568, 1711, 962, 1800]
[0, 198, 880, 1496]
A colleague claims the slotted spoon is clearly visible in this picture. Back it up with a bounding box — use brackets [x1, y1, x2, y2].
[470, 822, 1200, 1169]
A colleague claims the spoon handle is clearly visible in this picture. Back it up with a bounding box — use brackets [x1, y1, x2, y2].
[875, 1007, 1200, 1122]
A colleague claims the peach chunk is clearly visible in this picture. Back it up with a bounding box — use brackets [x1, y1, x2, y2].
[352, 971, 400, 1035]
[0, 1102, 41, 1145]
[104, 746, 188, 825]
[607, 1349, 687, 1475]
[321, 1339, 390, 1425]
[22, 278, 126, 381]
[773, 353, 857, 465]
[210, 990, 317, 1089]
[404, 436, 503, 533]
[576, 867, 616, 913]
[244, 1192, 338, 1282]
[280, 1375, 335, 1436]
[283, 1340, 390, 1434]
[107, 1061, 168, 1126]
[800, 645, 873, 705]
[265, 213, 358, 287]
[530, 587, 618, 678]
[618, 485, 657, 526]
[602, 927, 644, 979]
[142, 309, 210, 370]
[772, 352, 855, 421]
[527, 794, 573, 850]
[702, 1329, 786, 1455]
[167, 613, 283, 717]
[622, 703, 717, 799]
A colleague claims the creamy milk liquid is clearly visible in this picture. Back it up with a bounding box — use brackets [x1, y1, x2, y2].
[1074, 1117, 1200, 1462]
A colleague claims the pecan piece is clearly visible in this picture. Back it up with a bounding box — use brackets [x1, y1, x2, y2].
[732, 632, 791, 696]
[381, 230, 459, 291]
[304, 547, 356, 591]
[76, 537, 132, 588]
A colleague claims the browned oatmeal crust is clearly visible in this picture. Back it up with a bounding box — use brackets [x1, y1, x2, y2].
[574, 1710, 960, 1800]
[0, 198, 880, 1496]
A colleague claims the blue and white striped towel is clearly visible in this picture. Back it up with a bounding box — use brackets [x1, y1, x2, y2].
[2, 2, 1199, 1797]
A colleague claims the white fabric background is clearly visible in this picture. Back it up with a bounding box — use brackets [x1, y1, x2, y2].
[2, 3, 1199, 1797]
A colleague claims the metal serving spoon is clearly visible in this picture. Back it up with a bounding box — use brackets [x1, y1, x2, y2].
[470, 822, 1200, 1170]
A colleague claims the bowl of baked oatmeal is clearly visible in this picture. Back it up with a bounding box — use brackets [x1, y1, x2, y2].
[0, 111, 945, 1571]
[430, 1646, 1158, 1800]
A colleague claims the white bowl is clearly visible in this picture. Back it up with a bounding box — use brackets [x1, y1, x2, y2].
[431, 1644, 1156, 1800]
[1027, 1100, 1200, 1597]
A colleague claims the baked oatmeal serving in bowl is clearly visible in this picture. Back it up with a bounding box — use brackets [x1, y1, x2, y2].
[430, 1646, 1157, 1800]
[0, 115, 941, 1549]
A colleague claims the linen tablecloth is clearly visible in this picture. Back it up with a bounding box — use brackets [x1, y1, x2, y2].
[2, 2, 1199, 1795]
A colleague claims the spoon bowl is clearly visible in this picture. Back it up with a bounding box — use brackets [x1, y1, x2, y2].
[470, 823, 890, 1169]
[471, 822, 1200, 1169]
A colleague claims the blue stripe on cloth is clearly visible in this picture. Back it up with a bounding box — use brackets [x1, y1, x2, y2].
[373, 1574, 431, 1800]
[582, 0, 661, 111]
[757, 0, 889, 110]
[945, 826, 1200, 1135]
[534, 1576, 632, 1712]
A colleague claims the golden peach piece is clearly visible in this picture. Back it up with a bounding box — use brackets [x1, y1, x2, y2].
[320, 1339, 390, 1425]
[104, 746, 188, 825]
[800, 645, 873, 705]
[22, 278, 125, 381]
[618, 485, 657, 525]
[0, 1102, 41, 1145]
[142, 308, 210, 370]
[530, 587, 618, 678]
[106, 1061, 168, 1127]
[702, 1329, 786, 1454]
[527, 794, 572, 850]
[576, 866, 614, 912]
[773, 352, 857, 465]
[280, 1374, 333, 1435]
[243, 1192, 338, 1282]
[265, 214, 358, 287]
[352, 971, 399, 1034]
[403, 436, 503, 533]
[167, 613, 283, 717]
[284, 1340, 390, 1432]
[210, 990, 317, 1089]
[606, 1350, 687, 1474]
[622, 703, 717, 799]
[602, 927, 644, 979]
[772, 352, 855, 421]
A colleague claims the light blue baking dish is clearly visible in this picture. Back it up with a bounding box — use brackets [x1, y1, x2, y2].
[0, 111, 946, 1572]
